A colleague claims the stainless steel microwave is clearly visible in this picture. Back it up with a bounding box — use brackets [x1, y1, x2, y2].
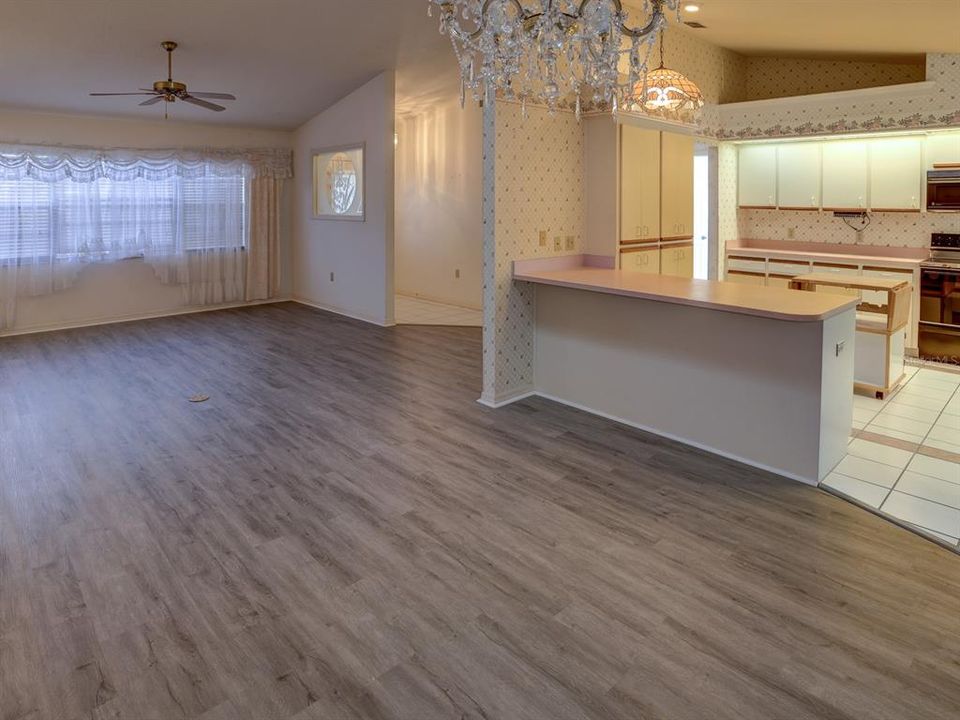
[927, 169, 960, 211]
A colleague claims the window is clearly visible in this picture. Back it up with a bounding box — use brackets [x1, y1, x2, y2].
[0, 174, 247, 264]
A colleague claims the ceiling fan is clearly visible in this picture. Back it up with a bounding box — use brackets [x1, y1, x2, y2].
[90, 41, 236, 117]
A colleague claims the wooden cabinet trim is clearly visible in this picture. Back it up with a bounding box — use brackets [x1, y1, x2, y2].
[620, 246, 661, 255]
[811, 261, 859, 270]
[862, 266, 915, 274]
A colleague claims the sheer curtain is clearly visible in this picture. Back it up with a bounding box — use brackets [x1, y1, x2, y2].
[0, 144, 292, 330]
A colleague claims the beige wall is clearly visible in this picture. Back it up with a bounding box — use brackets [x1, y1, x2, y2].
[394, 99, 483, 310]
[292, 72, 396, 326]
[0, 108, 294, 336]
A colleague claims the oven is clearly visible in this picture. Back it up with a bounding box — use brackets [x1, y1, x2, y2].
[927, 169, 960, 212]
[919, 233, 960, 364]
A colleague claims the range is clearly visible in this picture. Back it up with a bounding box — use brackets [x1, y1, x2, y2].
[920, 232, 960, 364]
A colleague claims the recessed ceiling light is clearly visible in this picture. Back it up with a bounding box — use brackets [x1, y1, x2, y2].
[684, 3, 701, 11]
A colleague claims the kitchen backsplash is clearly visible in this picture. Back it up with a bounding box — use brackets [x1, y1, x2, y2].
[739, 208, 960, 249]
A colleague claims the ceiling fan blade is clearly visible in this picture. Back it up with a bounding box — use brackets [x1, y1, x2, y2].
[180, 95, 225, 112]
[189, 92, 236, 100]
[90, 92, 157, 96]
[139, 96, 164, 106]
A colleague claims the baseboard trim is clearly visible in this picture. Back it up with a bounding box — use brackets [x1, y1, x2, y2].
[396, 292, 482, 313]
[0, 297, 292, 339]
[291, 296, 395, 327]
[486, 388, 818, 486]
[476, 388, 537, 409]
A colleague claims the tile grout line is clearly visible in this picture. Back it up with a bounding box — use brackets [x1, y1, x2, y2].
[879, 376, 960, 514]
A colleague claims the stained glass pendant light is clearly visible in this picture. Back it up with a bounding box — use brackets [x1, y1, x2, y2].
[639, 29, 704, 118]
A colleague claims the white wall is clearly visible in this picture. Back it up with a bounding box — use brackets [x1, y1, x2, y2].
[0, 108, 294, 335]
[394, 99, 482, 310]
[292, 72, 396, 326]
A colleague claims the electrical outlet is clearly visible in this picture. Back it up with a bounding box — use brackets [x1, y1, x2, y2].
[539, 230, 547, 247]
[455, 268, 461, 279]
[553, 236, 562, 251]
[565, 235, 575, 251]
[787, 227, 796, 240]
[855, 230, 864, 243]
[329, 272, 335, 282]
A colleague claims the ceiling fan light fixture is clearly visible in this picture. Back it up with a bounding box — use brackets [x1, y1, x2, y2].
[89, 40, 236, 117]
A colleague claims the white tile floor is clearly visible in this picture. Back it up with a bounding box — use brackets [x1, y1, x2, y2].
[821, 363, 960, 551]
[395, 295, 482, 327]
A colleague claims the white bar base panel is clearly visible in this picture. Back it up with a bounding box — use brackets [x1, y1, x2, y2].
[530, 284, 855, 485]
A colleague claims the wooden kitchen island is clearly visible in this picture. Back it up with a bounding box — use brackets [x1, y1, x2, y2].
[514, 256, 859, 485]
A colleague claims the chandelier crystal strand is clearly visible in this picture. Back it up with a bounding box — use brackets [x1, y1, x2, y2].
[429, 0, 682, 116]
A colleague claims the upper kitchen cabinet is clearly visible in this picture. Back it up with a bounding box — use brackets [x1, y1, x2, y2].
[822, 140, 868, 211]
[869, 137, 923, 211]
[620, 125, 661, 243]
[927, 131, 960, 168]
[738, 144, 777, 208]
[661, 132, 695, 239]
[777, 143, 821, 210]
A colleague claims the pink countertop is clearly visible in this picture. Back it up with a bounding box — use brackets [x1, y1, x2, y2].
[514, 264, 857, 322]
[729, 239, 927, 267]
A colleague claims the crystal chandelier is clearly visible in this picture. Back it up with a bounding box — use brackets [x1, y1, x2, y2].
[428, 0, 682, 117]
[636, 28, 704, 118]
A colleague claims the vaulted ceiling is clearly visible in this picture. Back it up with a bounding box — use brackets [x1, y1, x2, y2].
[0, 0, 958, 130]
[0, 0, 450, 129]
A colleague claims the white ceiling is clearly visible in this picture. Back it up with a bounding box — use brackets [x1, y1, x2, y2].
[0, 0, 451, 130]
[1, 1, 958, 130]
[650, 0, 960, 58]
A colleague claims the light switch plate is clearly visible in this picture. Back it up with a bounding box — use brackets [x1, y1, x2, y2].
[553, 236, 562, 251]
[565, 235, 575, 251]
[539, 230, 547, 247]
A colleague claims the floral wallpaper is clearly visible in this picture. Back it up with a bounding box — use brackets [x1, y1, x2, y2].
[718, 144, 739, 267]
[744, 57, 925, 102]
[481, 100, 584, 405]
[708, 54, 960, 140]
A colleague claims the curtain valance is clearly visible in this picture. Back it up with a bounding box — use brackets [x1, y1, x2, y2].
[0, 144, 293, 183]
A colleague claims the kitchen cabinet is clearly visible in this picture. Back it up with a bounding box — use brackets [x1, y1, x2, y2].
[869, 137, 923, 211]
[726, 271, 766, 286]
[927, 131, 960, 168]
[776, 143, 821, 209]
[660, 132, 695, 239]
[822, 141, 868, 210]
[862, 266, 914, 307]
[766, 275, 795, 288]
[811, 262, 861, 296]
[620, 126, 661, 242]
[620, 246, 660, 274]
[725, 246, 922, 352]
[738, 144, 777, 208]
[660, 244, 693, 278]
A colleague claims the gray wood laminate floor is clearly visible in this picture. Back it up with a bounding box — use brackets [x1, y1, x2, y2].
[2, 302, 958, 720]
